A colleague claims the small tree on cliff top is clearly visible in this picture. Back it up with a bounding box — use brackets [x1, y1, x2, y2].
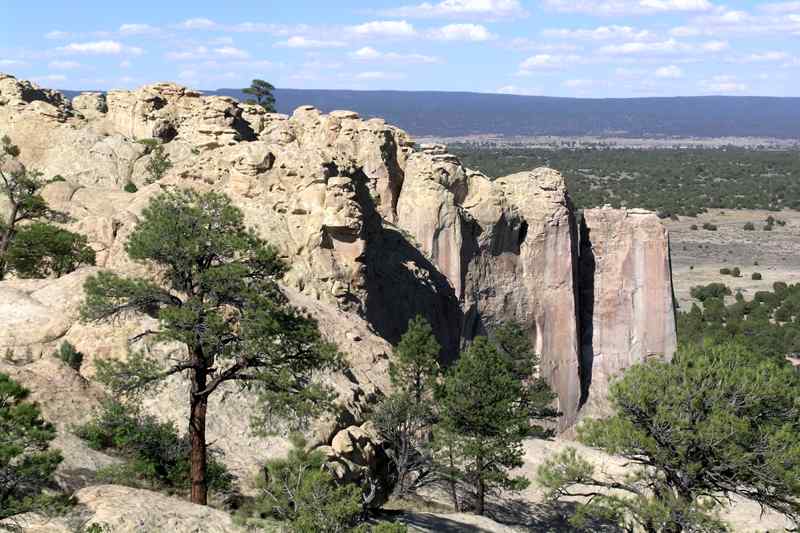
[538, 342, 800, 532]
[243, 79, 276, 113]
[81, 189, 341, 505]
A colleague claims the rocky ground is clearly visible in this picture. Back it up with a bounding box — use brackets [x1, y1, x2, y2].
[666, 208, 800, 309]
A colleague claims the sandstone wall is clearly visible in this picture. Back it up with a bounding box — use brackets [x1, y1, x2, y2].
[0, 73, 678, 445]
[578, 207, 678, 415]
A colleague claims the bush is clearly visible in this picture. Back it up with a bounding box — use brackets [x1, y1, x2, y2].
[76, 401, 233, 495]
[690, 283, 731, 302]
[731, 267, 741, 277]
[145, 144, 172, 184]
[54, 341, 83, 371]
[690, 224, 698, 230]
[752, 272, 762, 280]
[743, 222, 755, 231]
[719, 268, 731, 276]
[123, 181, 138, 193]
[702, 222, 718, 231]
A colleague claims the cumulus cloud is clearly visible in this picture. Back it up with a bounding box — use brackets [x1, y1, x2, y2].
[59, 40, 143, 55]
[351, 46, 439, 63]
[655, 65, 683, 78]
[119, 24, 158, 35]
[543, 25, 654, 41]
[518, 54, 579, 73]
[275, 36, 346, 48]
[355, 71, 407, 80]
[542, 0, 713, 16]
[45, 30, 70, 40]
[347, 20, 417, 37]
[700, 75, 748, 93]
[428, 23, 494, 41]
[738, 51, 790, 62]
[598, 38, 727, 55]
[759, 2, 800, 13]
[381, 0, 527, 19]
[214, 46, 249, 58]
[0, 59, 27, 67]
[179, 18, 216, 30]
[48, 60, 82, 70]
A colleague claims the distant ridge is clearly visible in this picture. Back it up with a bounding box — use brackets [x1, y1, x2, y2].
[61, 87, 800, 139]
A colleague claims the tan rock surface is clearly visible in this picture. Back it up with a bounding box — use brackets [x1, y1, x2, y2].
[578, 207, 677, 414]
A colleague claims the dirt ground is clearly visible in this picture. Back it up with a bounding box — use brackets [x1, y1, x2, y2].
[665, 209, 800, 310]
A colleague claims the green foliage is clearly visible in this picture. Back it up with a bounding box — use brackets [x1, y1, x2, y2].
[53, 341, 83, 371]
[434, 337, 536, 515]
[538, 342, 800, 531]
[679, 279, 800, 359]
[242, 79, 276, 112]
[4, 222, 95, 278]
[752, 272, 762, 280]
[80, 189, 341, 504]
[0, 373, 65, 521]
[689, 282, 731, 302]
[389, 315, 440, 403]
[701, 222, 717, 231]
[136, 138, 159, 150]
[242, 433, 368, 532]
[123, 181, 138, 193]
[453, 145, 800, 215]
[144, 144, 172, 184]
[76, 400, 232, 494]
[719, 267, 731, 275]
[1, 135, 93, 281]
[743, 221, 755, 230]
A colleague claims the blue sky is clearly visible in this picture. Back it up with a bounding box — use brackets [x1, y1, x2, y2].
[1, 0, 798, 97]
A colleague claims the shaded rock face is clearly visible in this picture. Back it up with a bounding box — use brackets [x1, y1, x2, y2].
[578, 208, 678, 415]
[0, 73, 677, 455]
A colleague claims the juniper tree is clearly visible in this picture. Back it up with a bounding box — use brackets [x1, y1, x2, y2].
[538, 342, 800, 532]
[243, 79, 277, 112]
[81, 189, 341, 505]
[0, 373, 64, 521]
[0, 135, 94, 280]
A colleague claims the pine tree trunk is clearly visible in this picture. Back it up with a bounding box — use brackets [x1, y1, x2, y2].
[448, 444, 459, 512]
[476, 460, 485, 516]
[0, 203, 18, 281]
[189, 363, 208, 505]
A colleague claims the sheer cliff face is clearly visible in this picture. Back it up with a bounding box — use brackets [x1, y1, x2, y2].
[0, 74, 676, 435]
[578, 208, 678, 416]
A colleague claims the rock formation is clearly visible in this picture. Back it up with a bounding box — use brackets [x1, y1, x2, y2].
[0, 73, 677, 487]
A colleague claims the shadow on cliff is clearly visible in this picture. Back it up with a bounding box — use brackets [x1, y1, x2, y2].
[351, 169, 463, 362]
[578, 215, 596, 409]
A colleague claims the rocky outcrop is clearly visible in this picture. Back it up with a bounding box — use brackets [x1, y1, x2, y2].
[0, 73, 677, 444]
[578, 207, 677, 415]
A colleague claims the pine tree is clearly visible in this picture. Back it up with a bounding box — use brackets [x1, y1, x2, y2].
[0, 373, 64, 520]
[0, 135, 95, 280]
[81, 189, 341, 505]
[435, 337, 533, 515]
[389, 315, 440, 404]
[243, 79, 276, 112]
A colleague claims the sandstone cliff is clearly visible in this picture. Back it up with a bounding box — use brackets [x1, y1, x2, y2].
[0, 73, 677, 482]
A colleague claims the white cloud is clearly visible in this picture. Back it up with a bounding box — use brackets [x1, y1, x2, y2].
[166, 47, 209, 61]
[563, 78, 598, 89]
[759, 1, 800, 13]
[45, 30, 70, 40]
[355, 71, 407, 80]
[48, 60, 81, 70]
[231, 23, 313, 35]
[119, 24, 158, 35]
[655, 65, 683, 78]
[0, 59, 27, 67]
[214, 46, 249, 59]
[543, 25, 654, 41]
[542, 0, 713, 16]
[180, 18, 216, 30]
[34, 74, 67, 82]
[381, 0, 527, 19]
[348, 20, 417, 37]
[507, 38, 581, 52]
[700, 75, 748, 93]
[351, 46, 440, 63]
[276, 36, 346, 49]
[739, 51, 790, 62]
[429, 23, 494, 41]
[59, 40, 143, 56]
[517, 54, 580, 74]
[495, 85, 542, 95]
[598, 38, 727, 55]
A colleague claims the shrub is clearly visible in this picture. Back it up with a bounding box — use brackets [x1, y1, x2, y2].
[690, 283, 731, 302]
[731, 267, 741, 277]
[76, 400, 233, 495]
[690, 224, 698, 230]
[54, 341, 83, 371]
[752, 272, 763, 280]
[49, 175, 66, 183]
[719, 268, 731, 276]
[145, 144, 172, 184]
[743, 222, 755, 231]
[123, 181, 138, 193]
[702, 222, 717, 231]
